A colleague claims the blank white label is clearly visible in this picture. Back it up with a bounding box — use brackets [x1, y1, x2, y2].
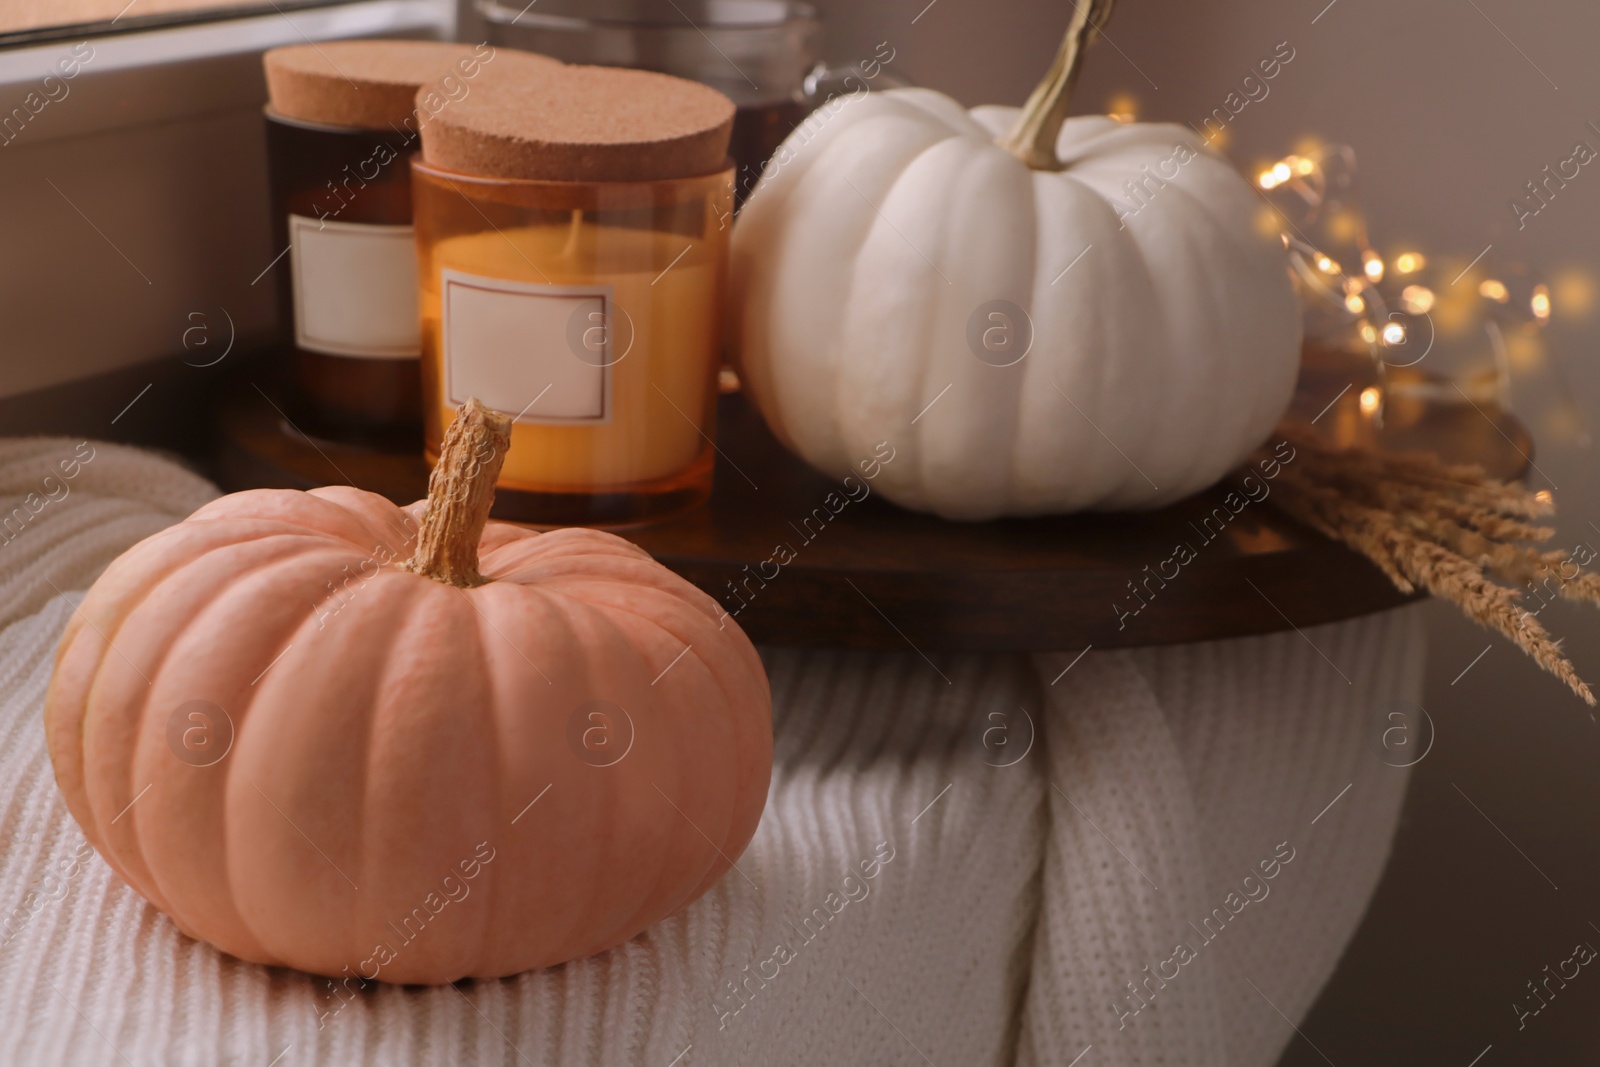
[441, 269, 613, 424]
[289, 215, 420, 359]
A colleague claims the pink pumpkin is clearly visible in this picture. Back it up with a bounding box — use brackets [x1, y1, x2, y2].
[44, 400, 772, 984]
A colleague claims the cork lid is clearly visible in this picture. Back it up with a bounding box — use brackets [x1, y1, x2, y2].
[419, 64, 736, 183]
[264, 40, 561, 130]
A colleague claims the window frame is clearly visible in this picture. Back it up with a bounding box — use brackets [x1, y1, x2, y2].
[0, 0, 456, 402]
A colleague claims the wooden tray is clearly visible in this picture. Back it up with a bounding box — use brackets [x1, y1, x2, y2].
[214, 351, 1531, 652]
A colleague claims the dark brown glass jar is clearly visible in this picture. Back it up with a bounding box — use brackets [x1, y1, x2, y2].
[264, 111, 422, 446]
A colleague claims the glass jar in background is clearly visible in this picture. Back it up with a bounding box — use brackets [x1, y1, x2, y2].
[474, 0, 904, 205]
[264, 113, 422, 445]
[412, 160, 735, 524]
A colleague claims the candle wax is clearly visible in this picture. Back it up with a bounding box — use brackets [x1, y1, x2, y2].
[420, 220, 721, 492]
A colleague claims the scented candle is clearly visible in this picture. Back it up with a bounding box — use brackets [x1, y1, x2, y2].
[414, 64, 735, 523]
[262, 40, 558, 445]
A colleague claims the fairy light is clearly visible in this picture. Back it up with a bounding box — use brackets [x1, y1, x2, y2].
[1260, 139, 1560, 421]
[1401, 284, 1435, 314]
[1479, 279, 1510, 302]
[1259, 160, 1294, 189]
[1107, 92, 1139, 123]
[1531, 284, 1552, 322]
[1535, 489, 1553, 505]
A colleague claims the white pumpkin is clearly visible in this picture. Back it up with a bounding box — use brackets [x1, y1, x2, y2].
[729, 5, 1301, 520]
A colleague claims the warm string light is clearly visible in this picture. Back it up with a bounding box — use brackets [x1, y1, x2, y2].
[1106, 93, 1139, 124]
[1255, 143, 1564, 424]
[1258, 160, 1294, 189]
[1244, 136, 1597, 450]
[1531, 285, 1551, 322]
[1401, 285, 1435, 314]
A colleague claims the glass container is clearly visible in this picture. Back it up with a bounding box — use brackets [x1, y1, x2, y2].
[412, 158, 734, 524]
[476, 0, 905, 205]
[265, 110, 424, 446]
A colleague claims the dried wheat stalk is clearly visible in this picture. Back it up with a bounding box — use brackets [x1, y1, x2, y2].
[1256, 422, 1597, 705]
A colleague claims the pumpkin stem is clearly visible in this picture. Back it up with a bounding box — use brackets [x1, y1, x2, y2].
[402, 398, 513, 588]
[996, 0, 1117, 170]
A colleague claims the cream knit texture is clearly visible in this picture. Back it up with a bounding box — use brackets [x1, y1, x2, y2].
[0, 437, 1423, 1066]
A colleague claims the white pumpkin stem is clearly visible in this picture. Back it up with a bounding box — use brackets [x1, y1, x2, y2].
[403, 398, 512, 588]
[997, 0, 1117, 170]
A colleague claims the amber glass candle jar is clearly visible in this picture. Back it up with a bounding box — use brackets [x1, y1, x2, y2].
[262, 41, 557, 446]
[414, 63, 736, 523]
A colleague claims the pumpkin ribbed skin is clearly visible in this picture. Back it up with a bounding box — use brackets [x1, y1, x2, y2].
[44, 486, 772, 983]
[730, 89, 1303, 520]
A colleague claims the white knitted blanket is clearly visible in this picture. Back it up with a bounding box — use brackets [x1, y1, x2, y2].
[0, 437, 1423, 1067]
